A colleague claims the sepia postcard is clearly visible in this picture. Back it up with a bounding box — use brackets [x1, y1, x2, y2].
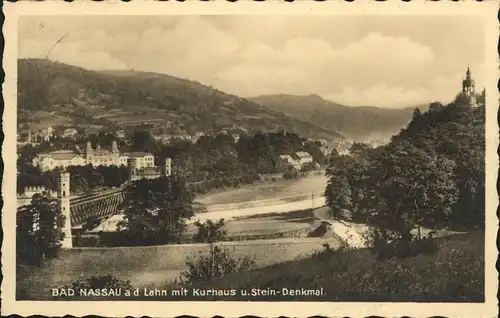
[2, 1, 499, 317]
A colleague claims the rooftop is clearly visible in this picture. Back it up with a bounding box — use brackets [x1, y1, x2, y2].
[93, 149, 114, 156]
[122, 152, 154, 158]
[296, 151, 311, 158]
[37, 151, 82, 161]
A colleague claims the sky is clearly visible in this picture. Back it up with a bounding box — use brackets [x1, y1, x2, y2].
[18, 15, 485, 108]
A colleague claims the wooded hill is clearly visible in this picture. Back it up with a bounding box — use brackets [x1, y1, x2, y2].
[250, 94, 416, 140]
[325, 98, 485, 231]
[18, 59, 343, 141]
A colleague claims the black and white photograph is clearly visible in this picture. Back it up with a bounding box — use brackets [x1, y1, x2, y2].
[2, 1, 498, 317]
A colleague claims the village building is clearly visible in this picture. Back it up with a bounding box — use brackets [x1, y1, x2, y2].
[279, 151, 314, 170]
[232, 134, 241, 143]
[17, 185, 58, 208]
[62, 128, 78, 139]
[115, 130, 126, 139]
[38, 126, 54, 142]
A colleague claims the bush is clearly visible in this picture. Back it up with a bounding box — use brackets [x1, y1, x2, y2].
[193, 219, 227, 243]
[365, 227, 439, 260]
[283, 170, 297, 180]
[300, 162, 317, 172]
[73, 234, 101, 247]
[181, 244, 256, 283]
[312, 242, 335, 261]
[82, 216, 101, 231]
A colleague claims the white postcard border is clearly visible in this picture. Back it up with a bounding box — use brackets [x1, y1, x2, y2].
[2, 1, 499, 317]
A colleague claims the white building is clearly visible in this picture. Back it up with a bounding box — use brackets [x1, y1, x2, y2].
[128, 157, 172, 182]
[32, 151, 87, 171]
[120, 152, 155, 170]
[280, 151, 314, 170]
[32, 140, 156, 171]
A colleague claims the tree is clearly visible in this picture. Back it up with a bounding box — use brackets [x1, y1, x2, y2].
[130, 130, 159, 153]
[428, 102, 444, 113]
[396, 101, 485, 228]
[324, 155, 355, 218]
[364, 140, 458, 257]
[118, 176, 195, 245]
[193, 219, 227, 243]
[412, 107, 422, 119]
[349, 142, 372, 159]
[17, 192, 65, 264]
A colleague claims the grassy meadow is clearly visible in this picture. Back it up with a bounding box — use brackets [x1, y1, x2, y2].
[18, 231, 484, 302]
[149, 231, 484, 302]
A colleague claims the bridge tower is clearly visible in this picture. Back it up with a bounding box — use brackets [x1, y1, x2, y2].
[57, 171, 73, 248]
[164, 158, 172, 176]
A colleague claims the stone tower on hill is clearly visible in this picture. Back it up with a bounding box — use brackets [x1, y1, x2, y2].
[462, 66, 478, 107]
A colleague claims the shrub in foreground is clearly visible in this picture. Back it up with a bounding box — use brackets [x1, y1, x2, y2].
[365, 227, 439, 260]
[181, 244, 256, 283]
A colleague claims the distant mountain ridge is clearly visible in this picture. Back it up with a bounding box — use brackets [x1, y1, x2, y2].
[17, 59, 343, 141]
[249, 94, 418, 140]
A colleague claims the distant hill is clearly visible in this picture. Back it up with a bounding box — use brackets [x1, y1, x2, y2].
[249, 94, 418, 141]
[17, 59, 343, 141]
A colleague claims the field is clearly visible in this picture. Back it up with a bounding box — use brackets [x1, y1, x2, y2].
[185, 209, 318, 237]
[18, 110, 74, 132]
[197, 174, 327, 205]
[94, 107, 176, 126]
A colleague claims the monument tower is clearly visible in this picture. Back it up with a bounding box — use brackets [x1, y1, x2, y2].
[462, 66, 477, 106]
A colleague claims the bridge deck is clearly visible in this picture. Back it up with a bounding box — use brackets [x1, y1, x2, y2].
[70, 186, 126, 205]
[70, 187, 127, 227]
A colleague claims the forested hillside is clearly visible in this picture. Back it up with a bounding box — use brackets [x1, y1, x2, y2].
[18, 59, 342, 141]
[250, 94, 415, 140]
[325, 98, 485, 232]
